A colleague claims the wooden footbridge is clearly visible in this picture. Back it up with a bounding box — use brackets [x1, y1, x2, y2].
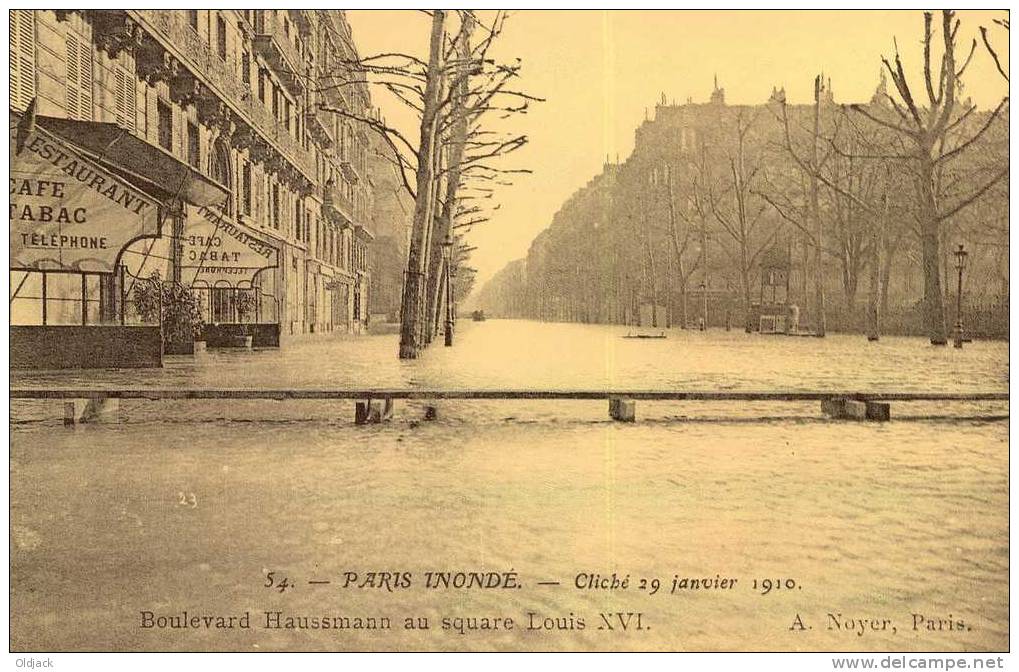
[9, 387, 1008, 425]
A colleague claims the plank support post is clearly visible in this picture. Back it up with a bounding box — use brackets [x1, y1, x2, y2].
[63, 396, 120, 426]
[609, 397, 636, 422]
[424, 405, 439, 421]
[822, 397, 889, 422]
[821, 397, 846, 418]
[864, 400, 891, 421]
[355, 398, 394, 424]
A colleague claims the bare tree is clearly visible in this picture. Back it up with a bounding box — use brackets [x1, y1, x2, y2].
[847, 10, 1009, 344]
[980, 16, 1009, 82]
[317, 11, 540, 357]
[658, 162, 706, 328]
[708, 109, 783, 332]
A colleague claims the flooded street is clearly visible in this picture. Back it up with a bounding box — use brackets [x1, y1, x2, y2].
[10, 320, 1009, 652]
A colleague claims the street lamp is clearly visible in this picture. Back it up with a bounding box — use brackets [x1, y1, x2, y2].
[442, 234, 454, 347]
[953, 243, 968, 349]
[699, 280, 707, 331]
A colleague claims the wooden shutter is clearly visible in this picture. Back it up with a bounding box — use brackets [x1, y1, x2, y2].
[65, 31, 93, 120]
[10, 10, 36, 111]
[115, 66, 136, 132]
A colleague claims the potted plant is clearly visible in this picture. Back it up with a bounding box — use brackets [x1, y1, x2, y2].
[235, 290, 257, 323]
[134, 272, 206, 355]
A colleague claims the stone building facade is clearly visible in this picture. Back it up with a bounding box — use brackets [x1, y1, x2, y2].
[10, 9, 377, 338]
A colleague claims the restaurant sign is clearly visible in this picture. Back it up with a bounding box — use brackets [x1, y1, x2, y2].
[10, 125, 160, 273]
[179, 205, 278, 288]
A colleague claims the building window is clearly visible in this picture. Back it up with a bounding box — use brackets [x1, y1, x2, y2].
[294, 199, 302, 241]
[157, 100, 172, 151]
[211, 139, 232, 215]
[241, 50, 251, 88]
[187, 122, 200, 169]
[216, 15, 227, 61]
[187, 10, 199, 31]
[241, 162, 252, 215]
[271, 183, 280, 229]
[65, 31, 93, 121]
[9, 10, 36, 112]
[258, 68, 267, 104]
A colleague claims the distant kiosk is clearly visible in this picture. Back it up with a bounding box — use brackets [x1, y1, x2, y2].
[750, 244, 799, 335]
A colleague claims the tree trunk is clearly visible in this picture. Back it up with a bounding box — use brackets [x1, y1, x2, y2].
[879, 232, 901, 319]
[398, 10, 446, 359]
[866, 235, 881, 341]
[810, 75, 826, 338]
[679, 282, 688, 329]
[800, 234, 810, 311]
[741, 262, 753, 333]
[919, 156, 948, 345]
[424, 15, 473, 345]
[420, 147, 445, 345]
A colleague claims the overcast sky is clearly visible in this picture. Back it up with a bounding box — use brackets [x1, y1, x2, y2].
[346, 10, 1009, 294]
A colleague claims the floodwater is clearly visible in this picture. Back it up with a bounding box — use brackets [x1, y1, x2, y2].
[9, 320, 1009, 652]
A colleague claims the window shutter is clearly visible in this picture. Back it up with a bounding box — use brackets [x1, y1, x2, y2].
[115, 67, 136, 132]
[77, 35, 93, 119]
[65, 32, 93, 120]
[66, 35, 80, 116]
[9, 10, 36, 111]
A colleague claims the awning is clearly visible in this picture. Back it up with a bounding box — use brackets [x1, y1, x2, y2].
[180, 204, 279, 289]
[35, 114, 229, 208]
[11, 113, 163, 273]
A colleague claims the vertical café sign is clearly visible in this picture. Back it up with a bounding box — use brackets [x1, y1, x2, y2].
[10, 125, 160, 272]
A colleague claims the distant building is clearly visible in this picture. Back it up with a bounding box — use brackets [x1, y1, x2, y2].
[367, 137, 413, 323]
[477, 77, 1007, 337]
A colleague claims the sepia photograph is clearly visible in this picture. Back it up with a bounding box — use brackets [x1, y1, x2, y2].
[6, 6, 1011, 663]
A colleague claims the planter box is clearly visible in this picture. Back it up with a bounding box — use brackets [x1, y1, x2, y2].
[11, 325, 162, 369]
[202, 323, 280, 348]
[164, 340, 196, 355]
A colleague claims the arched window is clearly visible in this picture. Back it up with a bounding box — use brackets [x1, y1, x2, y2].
[210, 139, 232, 215]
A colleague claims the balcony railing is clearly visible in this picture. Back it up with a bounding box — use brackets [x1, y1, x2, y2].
[324, 181, 355, 223]
[252, 11, 306, 96]
[132, 10, 315, 181]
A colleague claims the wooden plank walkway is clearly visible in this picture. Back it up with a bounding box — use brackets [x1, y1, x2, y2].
[9, 388, 1009, 402]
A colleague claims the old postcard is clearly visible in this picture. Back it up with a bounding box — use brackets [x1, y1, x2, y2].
[7, 7, 1010, 661]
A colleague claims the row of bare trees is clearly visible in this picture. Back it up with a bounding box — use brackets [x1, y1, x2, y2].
[477, 10, 1008, 345]
[318, 10, 539, 358]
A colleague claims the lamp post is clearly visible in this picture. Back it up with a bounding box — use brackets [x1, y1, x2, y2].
[953, 243, 968, 349]
[699, 280, 707, 330]
[442, 234, 454, 346]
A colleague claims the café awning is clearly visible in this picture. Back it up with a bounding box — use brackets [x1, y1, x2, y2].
[35, 114, 229, 208]
[179, 204, 279, 289]
[10, 110, 230, 274]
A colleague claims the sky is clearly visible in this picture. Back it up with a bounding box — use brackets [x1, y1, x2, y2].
[346, 10, 1010, 294]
